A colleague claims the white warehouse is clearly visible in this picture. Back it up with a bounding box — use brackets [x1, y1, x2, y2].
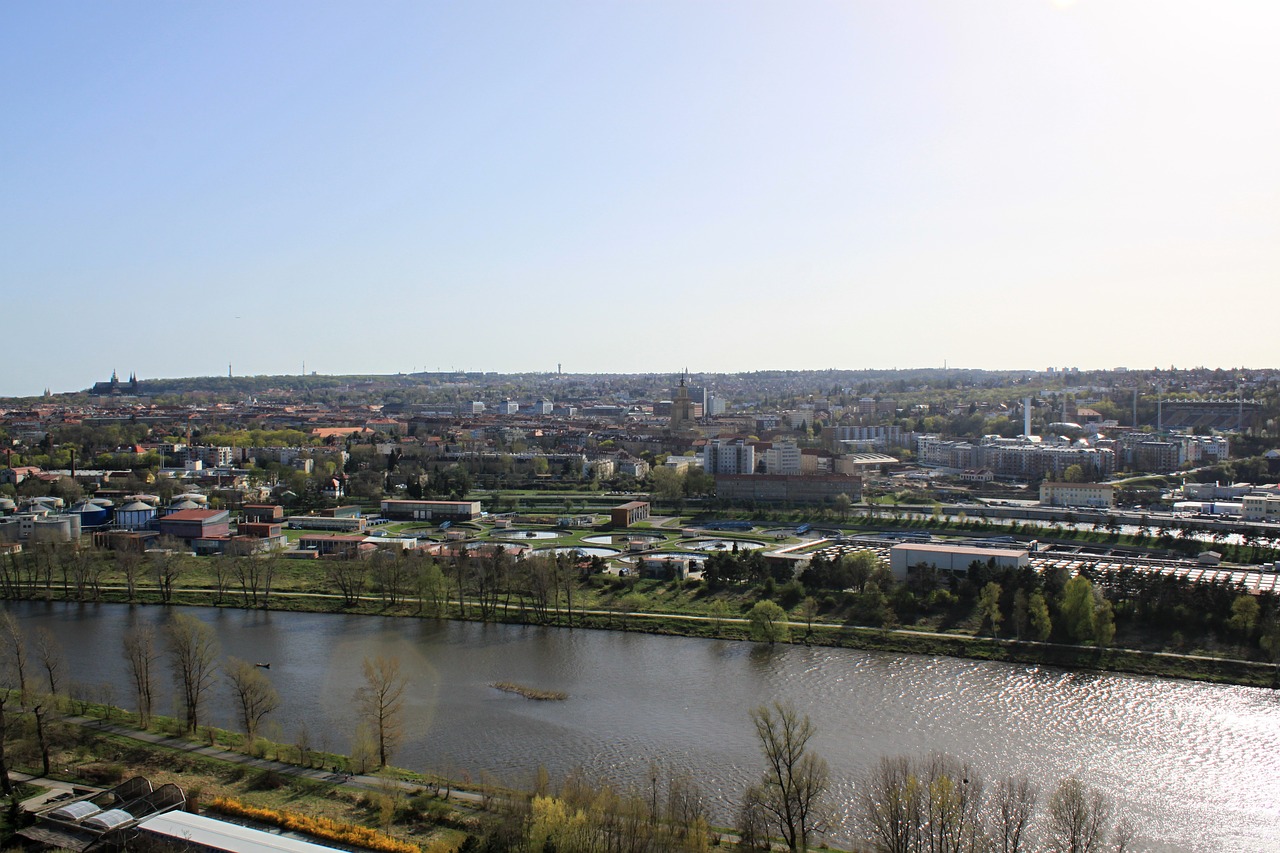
[889, 543, 1030, 580]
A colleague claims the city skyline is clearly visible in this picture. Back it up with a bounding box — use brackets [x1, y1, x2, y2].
[4, 1, 1279, 396]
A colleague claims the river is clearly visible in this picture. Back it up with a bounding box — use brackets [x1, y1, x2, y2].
[3, 602, 1277, 851]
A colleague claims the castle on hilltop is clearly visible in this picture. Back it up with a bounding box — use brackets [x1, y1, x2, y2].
[90, 370, 139, 396]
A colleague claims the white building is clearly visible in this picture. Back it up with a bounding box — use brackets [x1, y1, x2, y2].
[704, 439, 755, 475]
[497, 400, 520, 415]
[1039, 481, 1115, 509]
[889, 543, 1030, 580]
[764, 441, 802, 475]
[1242, 494, 1280, 522]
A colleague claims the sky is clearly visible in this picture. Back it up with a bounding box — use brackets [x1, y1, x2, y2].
[3, 1, 1279, 396]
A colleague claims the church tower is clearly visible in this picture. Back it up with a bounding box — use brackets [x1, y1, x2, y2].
[669, 370, 695, 433]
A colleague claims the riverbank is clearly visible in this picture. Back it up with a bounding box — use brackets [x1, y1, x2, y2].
[5, 711, 742, 853]
[13, 584, 1277, 689]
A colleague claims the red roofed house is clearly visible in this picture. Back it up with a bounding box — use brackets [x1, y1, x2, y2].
[0, 466, 44, 486]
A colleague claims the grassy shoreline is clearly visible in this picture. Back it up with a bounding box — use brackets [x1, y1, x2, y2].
[8, 586, 1277, 689]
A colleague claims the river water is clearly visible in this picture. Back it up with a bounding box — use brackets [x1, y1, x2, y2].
[3, 602, 1277, 851]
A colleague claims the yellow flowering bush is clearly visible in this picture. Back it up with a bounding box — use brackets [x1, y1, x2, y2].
[207, 796, 420, 853]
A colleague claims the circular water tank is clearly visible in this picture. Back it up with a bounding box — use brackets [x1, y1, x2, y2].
[116, 501, 156, 531]
[71, 500, 110, 528]
[0, 517, 21, 542]
[32, 516, 73, 543]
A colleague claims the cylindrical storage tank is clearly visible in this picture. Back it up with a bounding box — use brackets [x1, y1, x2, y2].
[176, 492, 208, 505]
[0, 517, 21, 542]
[71, 500, 110, 529]
[0, 497, 16, 514]
[116, 501, 157, 531]
[31, 516, 72, 543]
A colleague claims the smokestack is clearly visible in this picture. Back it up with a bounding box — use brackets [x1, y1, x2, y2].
[1023, 397, 1032, 437]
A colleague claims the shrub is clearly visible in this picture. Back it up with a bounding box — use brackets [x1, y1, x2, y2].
[207, 797, 420, 853]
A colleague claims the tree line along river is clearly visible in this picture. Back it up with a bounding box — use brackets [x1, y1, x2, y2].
[3, 601, 1277, 852]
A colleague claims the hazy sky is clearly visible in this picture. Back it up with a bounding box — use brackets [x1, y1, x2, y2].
[4, 1, 1278, 395]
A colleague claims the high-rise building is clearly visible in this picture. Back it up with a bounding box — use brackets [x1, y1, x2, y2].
[704, 439, 754, 475]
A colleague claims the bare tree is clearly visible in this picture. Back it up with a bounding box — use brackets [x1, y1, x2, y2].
[0, 694, 13, 795]
[123, 624, 159, 728]
[862, 755, 921, 853]
[327, 560, 368, 608]
[33, 627, 65, 699]
[356, 655, 407, 767]
[1046, 778, 1111, 853]
[31, 698, 52, 776]
[861, 753, 986, 853]
[115, 548, 141, 602]
[737, 782, 771, 851]
[992, 775, 1037, 853]
[224, 658, 280, 747]
[165, 613, 220, 733]
[210, 556, 232, 605]
[150, 545, 187, 604]
[0, 613, 29, 703]
[748, 701, 830, 852]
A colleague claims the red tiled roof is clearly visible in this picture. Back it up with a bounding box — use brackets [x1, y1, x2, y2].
[163, 509, 225, 522]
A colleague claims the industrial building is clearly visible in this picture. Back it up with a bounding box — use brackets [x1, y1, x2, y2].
[889, 542, 1030, 580]
[610, 500, 651, 527]
[714, 473, 862, 504]
[380, 499, 482, 522]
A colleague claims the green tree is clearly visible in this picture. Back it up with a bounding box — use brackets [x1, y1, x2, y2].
[978, 582, 1003, 639]
[1063, 464, 1085, 483]
[1094, 598, 1116, 648]
[1060, 576, 1097, 643]
[833, 493, 853, 522]
[748, 600, 790, 645]
[650, 466, 684, 504]
[1029, 591, 1052, 642]
[709, 599, 731, 637]
[1228, 595, 1260, 639]
[1012, 589, 1030, 640]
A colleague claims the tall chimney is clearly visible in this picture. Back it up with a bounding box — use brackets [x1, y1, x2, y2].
[1023, 397, 1032, 437]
